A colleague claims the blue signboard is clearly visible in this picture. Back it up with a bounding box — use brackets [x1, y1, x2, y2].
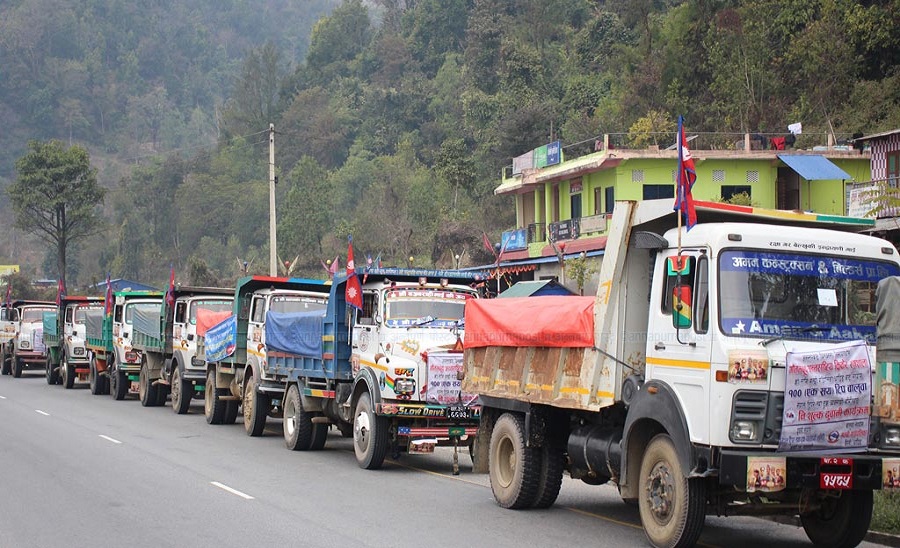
[501, 228, 528, 252]
[722, 251, 898, 282]
[546, 140, 561, 166]
[205, 315, 237, 362]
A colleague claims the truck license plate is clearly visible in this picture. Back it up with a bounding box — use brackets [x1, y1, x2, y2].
[820, 457, 853, 490]
[447, 405, 470, 420]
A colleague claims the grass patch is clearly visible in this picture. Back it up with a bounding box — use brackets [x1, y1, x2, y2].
[872, 491, 900, 534]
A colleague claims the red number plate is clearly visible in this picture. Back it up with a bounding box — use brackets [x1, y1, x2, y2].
[820, 457, 853, 490]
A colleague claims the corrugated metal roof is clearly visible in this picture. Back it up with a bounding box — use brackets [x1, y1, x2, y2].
[778, 154, 851, 181]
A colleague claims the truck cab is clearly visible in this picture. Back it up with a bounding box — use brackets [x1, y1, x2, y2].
[44, 296, 104, 387]
[9, 301, 55, 377]
[110, 291, 163, 400]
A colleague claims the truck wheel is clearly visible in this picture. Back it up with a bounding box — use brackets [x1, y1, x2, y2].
[353, 392, 389, 470]
[139, 364, 159, 407]
[489, 413, 541, 509]
[243, 375, 269, 437]
[532, 445, 565, 509]
[46, 359, 59, 385]
[171, 368, 192, 415]
[800, 489, 872, 548]
[638, 434, 706, 548]
[283, 384, 328, 451]
[12, 357, 23, 378]
[111, 366, 128, 401]
[224, 401, 239, 425]
[155, 382, 169, 406]
[0, 347, 8, 375]
[205, 369, 226, 425]
[63, 357, 75, 389]
[89, 360, 101, 394]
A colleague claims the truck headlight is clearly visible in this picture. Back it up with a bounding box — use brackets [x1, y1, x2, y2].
[394, 378, 416, 395]
[73, 347, 85, 356]
[731, 421, 759, 442]
[19, 340, 31, 349]
[884, 427, 900, 447]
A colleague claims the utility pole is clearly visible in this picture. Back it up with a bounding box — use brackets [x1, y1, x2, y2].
[268, 123, 277, 276]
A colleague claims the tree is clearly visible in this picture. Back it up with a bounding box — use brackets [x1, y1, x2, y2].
[8, 140, 105, 293]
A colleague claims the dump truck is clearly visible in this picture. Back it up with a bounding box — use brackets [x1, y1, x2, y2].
[2, 300, 55, 378]
[130, 286, 233, 412]
[85, 290, 165, 400]
[42, 296, 104, 388]
[199, 276, 330, 432]
[463, 199, 900, 548]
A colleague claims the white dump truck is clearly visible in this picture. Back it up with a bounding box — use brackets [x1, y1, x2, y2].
[464, 199, 900, 548]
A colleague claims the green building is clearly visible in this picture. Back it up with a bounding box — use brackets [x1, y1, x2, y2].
[490, 134, 872, 295]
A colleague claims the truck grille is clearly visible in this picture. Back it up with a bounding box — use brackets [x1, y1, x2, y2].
[732, 390, 783, 445]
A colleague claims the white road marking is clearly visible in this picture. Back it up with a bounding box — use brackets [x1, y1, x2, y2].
[0, 395, 6, 399]
[99, 435, 122, 444]
[210, 481, 255, 500]
[35, 410, 50, 416]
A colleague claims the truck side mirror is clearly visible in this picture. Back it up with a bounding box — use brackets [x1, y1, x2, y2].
[672, 284, 692, 329]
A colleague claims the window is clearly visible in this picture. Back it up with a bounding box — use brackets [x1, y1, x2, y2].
[746, 170, 759, 183]
[713, 169, 726, 182]
[643, 184, 674, 200]
[174, 302, 187, 323]
[721, 185, 752, 201]
[114, 305, 123, 323]
[889, 151, 899, 185]
[251, 297, 266, 323]
[65, 306, 74, 324]
[694, 256, 709, 334]
[662, 255, 696, 314]
[571, 193, 582, 219]
[632, 170, 644, 183]
[605, 187, 615, 213]
[359, 292, 377, 324]
[594, 188, 603, 215]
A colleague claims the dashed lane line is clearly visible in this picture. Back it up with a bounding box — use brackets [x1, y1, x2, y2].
[99, 435, 122, 444]
[210, 481, 255, 500]
[35, 409, 50, 416]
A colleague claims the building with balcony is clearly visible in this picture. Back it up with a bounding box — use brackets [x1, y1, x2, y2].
[489, 133, 872, 295]
[849, 129, 900, 244]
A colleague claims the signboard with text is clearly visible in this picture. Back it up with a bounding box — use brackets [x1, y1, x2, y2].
[779, 340, 871, 452]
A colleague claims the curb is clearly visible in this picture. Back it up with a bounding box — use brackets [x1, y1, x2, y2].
[868, 531, 900, 548]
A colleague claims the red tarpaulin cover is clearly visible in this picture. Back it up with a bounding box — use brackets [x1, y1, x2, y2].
[464, 296, 595, 348]
[196, 309, 233, 337]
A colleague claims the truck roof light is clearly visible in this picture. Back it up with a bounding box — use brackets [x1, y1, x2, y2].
[882, 247, 895, 255]
[728, 234, 742, 241]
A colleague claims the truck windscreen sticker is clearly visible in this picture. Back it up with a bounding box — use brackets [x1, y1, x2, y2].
[722, 251, 897, 282]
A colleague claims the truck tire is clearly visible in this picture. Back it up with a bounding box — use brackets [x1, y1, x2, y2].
[171, 367, 192, 415]
[224, 400, 239, 425]
[532, 445, 565, 509]
[46, 359, 60, 385]
[638, 433, 706, 548]
[110, 366, 128, 401]
[155, 382, 169, 406]
[89, 359, 107, 395]
[205, 369, 226, 425]
[62, 357, 75, 389]
[800, 489, 872, 548]
[12, 357, 23, 378]
[242, 375, 269, 437]
[489, 413, 541, 509]
[139, 363, 159, 407]
[353, 391, 389, 470]
[283, 384, 328, 451]
[0, 347, 8, 375]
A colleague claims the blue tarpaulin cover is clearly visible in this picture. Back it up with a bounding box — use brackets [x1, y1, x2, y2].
[205, 315, 237, 362]
[265, 310, 324, 357]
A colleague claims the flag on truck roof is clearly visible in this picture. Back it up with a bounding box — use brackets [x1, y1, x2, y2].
[345, 237, 363, 311]
[56, 278, 66, 306]
[4, 281, 10, 310]
[673, 115, 697, 230]
[104, 272, 113, 317]
[164, 266, 175, 309]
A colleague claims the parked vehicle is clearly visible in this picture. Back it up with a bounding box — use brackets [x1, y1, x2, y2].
[463, 199, 900, 548]
[201, 270, 483, 471]
[2, 300, 55, 378]
[102, 290, 164, 400]
[42, 296, 104, 388]
[130, 286, 233, 413]
[199, 276, 331, 431]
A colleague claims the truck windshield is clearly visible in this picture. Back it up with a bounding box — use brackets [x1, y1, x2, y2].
[74, 305, 103, 323]
[189, 300, 233, 325]
[384, 289, 472, 328]
[270, 296, 327, 314]
[125, 302, 160, 324]
[22, 307, 53, 322]
[719, 250, 900, 342]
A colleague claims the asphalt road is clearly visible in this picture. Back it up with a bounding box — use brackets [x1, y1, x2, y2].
[0, 371, 887, 548]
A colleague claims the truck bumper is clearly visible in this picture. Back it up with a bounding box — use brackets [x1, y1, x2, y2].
[719, 450, 894, 491]
[182, 368, 206, 382]
[15, 351, 47, 367]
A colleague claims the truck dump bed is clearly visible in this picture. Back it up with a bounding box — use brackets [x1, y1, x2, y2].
[132, 303, 165, 352]
[42, 312, 59, 346]
[84, 309, 112, 351]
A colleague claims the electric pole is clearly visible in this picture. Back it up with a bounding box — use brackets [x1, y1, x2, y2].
[269, 123, 277, 276]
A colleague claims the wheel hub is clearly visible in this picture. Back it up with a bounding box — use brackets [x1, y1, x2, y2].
[285, 397, 296, 436]
[355, 412, 371, 450]
[645, 462, 675, 522]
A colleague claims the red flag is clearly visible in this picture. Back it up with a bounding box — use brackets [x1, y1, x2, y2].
[482, 232, 498, 260]
[104, 273, 113, 317]
[56, 278, 66, 306]
[673, 115, 697, 230]
[345, 237, 363, 311]
[4, 281, 10, 310]
[165, 266, 175, 309]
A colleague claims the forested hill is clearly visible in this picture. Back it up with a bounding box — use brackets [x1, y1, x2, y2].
[1, 0, 899, 289]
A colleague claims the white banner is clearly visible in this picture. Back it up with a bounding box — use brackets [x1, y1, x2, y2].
[425, 352, 477, 405]
[780, 340, 871, 452]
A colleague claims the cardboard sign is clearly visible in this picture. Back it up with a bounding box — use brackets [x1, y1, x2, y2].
[425, 352, 477, 405]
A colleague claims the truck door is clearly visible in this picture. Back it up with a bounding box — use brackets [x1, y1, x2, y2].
[352, 291, 378, 354]
[64, 305, 75, 337]
[173, 300, 187, 347]
[645, 251, 713, 444]
[247, 296, 267, 364]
